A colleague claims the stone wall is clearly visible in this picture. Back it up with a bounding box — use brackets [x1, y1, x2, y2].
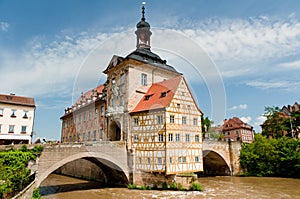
[54, 159, 107, 183]
[132, 171, 196, 188]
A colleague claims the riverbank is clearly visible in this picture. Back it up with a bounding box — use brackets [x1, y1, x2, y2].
[40, 174, 300, 199]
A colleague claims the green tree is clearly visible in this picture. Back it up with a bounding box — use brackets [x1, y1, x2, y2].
[240, 134, 300, 177]
[262, 106, 290, 138]
[201, 116, 213, 139]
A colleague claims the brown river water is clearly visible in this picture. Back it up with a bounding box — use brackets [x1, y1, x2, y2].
[40, 174, 300, 199]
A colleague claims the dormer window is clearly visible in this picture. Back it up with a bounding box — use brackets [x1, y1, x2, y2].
[161, 92, 167, 97]
[144, 94, 152, 100]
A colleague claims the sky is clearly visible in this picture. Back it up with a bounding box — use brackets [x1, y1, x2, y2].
[0, 0, 299, 140]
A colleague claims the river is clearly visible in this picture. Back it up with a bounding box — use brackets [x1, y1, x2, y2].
[40, 174, 300, 199]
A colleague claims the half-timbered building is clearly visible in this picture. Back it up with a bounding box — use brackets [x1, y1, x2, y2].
[61, 5, 204, 177]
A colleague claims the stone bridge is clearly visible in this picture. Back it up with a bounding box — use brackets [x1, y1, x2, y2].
[36, 141, 130, 187]
[203, 140, 241, 175]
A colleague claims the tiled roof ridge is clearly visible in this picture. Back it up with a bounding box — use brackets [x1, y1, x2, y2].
[0, 93, 35, 107]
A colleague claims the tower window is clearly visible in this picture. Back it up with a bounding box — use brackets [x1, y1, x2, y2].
[141, 73, 147, 86]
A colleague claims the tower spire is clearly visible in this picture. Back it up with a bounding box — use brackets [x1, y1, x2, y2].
[135, 2, 152, 50]
[141, 3, 145, 21]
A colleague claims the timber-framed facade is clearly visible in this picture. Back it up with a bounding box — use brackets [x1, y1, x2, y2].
[61, 5, 204, 179]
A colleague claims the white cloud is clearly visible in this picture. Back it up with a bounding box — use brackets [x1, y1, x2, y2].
[0, 22, 9, 32]
[246, 80, 300, 92]
[0, 33, 111, 99]
[277, 60, 300, 69]
[178, 16, 300, 78]
[240, 116, 252, 124]
[229, 104, 248, 111]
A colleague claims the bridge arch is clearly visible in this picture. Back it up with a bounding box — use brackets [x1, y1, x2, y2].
[203, 150, 231, 176]
[36, 151, 129, 186]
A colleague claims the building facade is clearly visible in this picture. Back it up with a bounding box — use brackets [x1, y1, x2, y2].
[221, 117, 254, 143]
[0, 93, 35, 145]
[61, 5, 203, 176]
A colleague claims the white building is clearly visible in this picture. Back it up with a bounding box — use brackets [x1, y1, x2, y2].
[0, 93, 35, 145]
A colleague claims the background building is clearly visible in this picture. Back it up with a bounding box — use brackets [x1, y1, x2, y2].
[0, 93, 35, 144]
[221, 117, 254, 143]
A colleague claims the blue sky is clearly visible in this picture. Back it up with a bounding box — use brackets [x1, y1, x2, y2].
[1, 0, 300, 140]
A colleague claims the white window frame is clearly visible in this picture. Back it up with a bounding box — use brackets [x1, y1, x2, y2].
[170, 115, 174, 124]
[168, 133, 173, 142]
[193, 118, 198, 126]
[9, 125, 14, 133]
[176, 134, 180, 142]
[21, 126, 27, 133]
[134, 118, 139, 126]
[185, 134, 190, 142]
[158, 134, 163, 142]
[157, 115, 163, 124]
[141, 73, 147, 86]
[195, 134, 200, 142]
[182, 116, 186, 124]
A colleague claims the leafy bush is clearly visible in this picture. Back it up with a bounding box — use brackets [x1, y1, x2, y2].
[0, 146, 43, 198]
[127, 183, 137, 189]
[161, 182, 168, 189]
[139, 185, 148, 190]
[189, 182, 203, 191]
[32, 187, 41, 199]
[169, 182, 177, 190]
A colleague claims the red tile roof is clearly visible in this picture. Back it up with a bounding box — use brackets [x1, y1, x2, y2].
[222, 117, 253, 130]
[0, 94, 35, 107]
[74, 84, 104, 106]
[131, 75, 182, 113]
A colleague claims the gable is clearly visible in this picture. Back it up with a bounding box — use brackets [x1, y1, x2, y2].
[103, 55, 124, 74]
[169, 77, 203, 114]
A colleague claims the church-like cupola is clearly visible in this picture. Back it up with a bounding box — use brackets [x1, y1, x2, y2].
[135, 3, 152, 50]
